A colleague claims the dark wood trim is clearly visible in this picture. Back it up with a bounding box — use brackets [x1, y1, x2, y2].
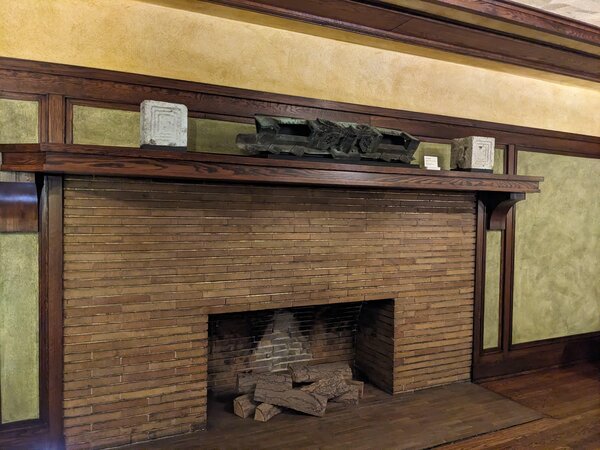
[426, 0, 600, 45]
[47, 95, 66, 144]
[0, 176, 64, 450]
[0, 58, 598, 159]
[0, 181, 38, 232]
[474, 331, 600, 380]
[472, 145, 600, 381]
[0, 143, 542, 194]
[46, 176, 64, 449]
[472, 198, 487, 372]
[207, 0, 600, 83]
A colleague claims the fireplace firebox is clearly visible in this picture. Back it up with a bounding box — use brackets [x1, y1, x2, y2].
[208, 299, 395, 399]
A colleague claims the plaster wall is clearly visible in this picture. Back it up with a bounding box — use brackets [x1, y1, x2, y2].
[0, 0, 599, 136]
[513, 152, 600, 342]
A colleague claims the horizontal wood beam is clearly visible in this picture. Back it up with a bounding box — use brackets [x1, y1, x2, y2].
[0, 58, 599, 159]
[426, 0, 600, 46]
[0, 144, 542, 194]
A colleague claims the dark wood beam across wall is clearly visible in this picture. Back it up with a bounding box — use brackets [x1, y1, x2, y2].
[207, 0, 600, 83]
[427, 0, 600, 45]
[0, 143, 542, 194]
[0, 58, 599, 159]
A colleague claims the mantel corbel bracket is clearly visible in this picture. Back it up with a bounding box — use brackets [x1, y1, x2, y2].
[480, 192, 526, 231]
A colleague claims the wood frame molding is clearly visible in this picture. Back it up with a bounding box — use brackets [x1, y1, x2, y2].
[207, 0, 600, 83]
[0, 176, 64, 449]
[0, 90, 64, 448]
[472, 143, 600, 381]
[0, 57, 598, 159]
[0, 143, 542, 194]
[0, 58, 598, 445]
[427, 0, 600, 45]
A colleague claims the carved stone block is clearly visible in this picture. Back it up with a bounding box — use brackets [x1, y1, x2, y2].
[236, 115, 420, 164]
[140, 100, 187, 149]
[451, 136, 495, 172]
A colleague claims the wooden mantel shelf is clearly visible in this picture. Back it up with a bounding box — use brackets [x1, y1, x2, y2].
[0, 143, 542, 196]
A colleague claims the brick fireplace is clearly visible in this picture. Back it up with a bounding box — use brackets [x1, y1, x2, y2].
[62, 176, 476, 448]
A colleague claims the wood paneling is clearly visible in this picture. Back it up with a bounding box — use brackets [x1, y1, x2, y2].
[474, 331, 600, 380]
[0, 58, 598, 159]
[62, 176, 476, 447]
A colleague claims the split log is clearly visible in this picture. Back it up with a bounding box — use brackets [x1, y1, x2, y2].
[254, 403, 283, 422]
[233, 394, 258, 418]
[331, 385, 360, 405]
[289, 362, 352, 383]
[347, 380, 364, 399]
[254, 380, 328, 417]
[236, 371, 292, 394]
[300, 373, 351, 399]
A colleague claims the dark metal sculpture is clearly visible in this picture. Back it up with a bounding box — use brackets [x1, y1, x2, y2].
[236, 116, 420, 163]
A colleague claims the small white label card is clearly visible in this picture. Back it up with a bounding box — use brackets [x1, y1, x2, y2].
[423, 155, 440, 170]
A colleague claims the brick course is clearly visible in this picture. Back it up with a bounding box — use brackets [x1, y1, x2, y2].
[63, 176, 476, 448]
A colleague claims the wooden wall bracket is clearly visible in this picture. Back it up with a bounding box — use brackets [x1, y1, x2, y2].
[480, 192, 526, 230]
[0, 181, 38, 232]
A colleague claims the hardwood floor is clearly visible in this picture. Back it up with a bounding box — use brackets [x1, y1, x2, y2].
[122, 362, 599, 450]
[442, 362, 600, 449]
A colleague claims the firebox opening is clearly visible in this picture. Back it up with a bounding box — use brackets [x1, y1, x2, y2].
[207, 298, 395, 401]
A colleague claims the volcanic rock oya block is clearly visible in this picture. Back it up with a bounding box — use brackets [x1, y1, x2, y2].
[140, 100, 188, 150]
[450, 136, 495, 172]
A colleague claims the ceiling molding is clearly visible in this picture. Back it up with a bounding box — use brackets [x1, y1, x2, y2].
[206, 0, 600, 83]
[423, 0, 600, 45]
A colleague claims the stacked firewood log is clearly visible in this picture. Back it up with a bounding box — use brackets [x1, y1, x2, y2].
[233, 362, 364, 422]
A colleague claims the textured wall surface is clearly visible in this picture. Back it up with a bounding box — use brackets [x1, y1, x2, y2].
[73, 105, 139, 147]
[513, 152, 600, 343]
[62, 176, 475, 448]
[483, 231, 502, 349]
[0, 98, 38, 144]
[0, 98, 40, 423]
[188, 118, 253, 154]
[0, 234, 39, 423]
[1, 0, 599, 135]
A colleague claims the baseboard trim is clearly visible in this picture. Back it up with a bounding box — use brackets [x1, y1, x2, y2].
[473, 331, 600, 381]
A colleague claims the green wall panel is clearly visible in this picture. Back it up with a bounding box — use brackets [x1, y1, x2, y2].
[72, 106, 255, 154]
[73, 105, 140, 147]
[0, 98, 40, 423]
[0, 98, 38, 143]
[483, 231, 502, 349]
[188, 118, 254, 154]
[0, 234, 40, 423]
[513, 152, 600, 343]
[411, 142, 451, 169]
